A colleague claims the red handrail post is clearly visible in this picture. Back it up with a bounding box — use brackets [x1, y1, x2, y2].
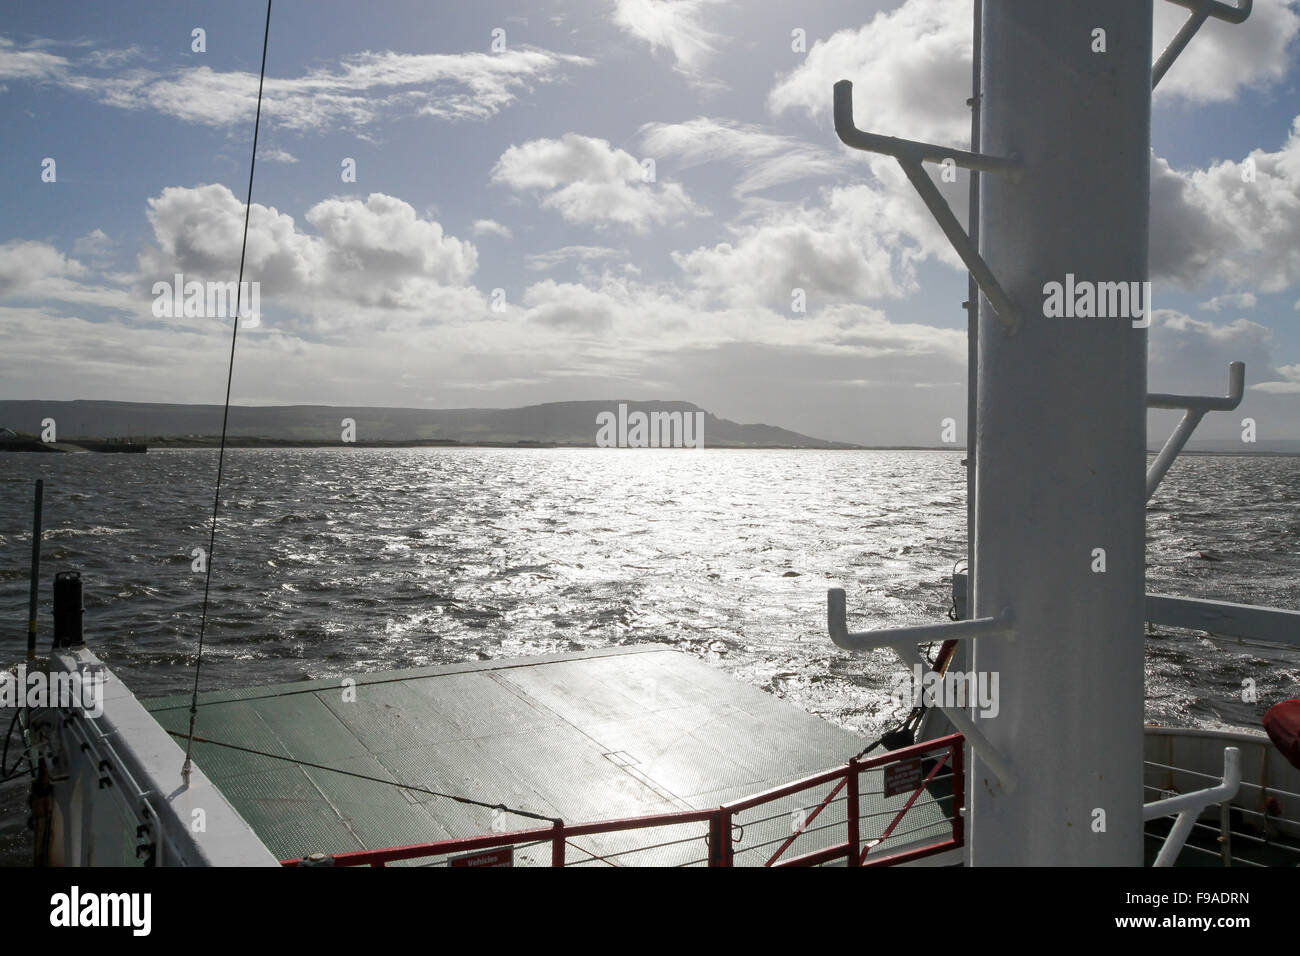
[846, 759, 861, 866]
[951, 741, 965, 848]
[551, 820, 565, 867]
[708, 810, 733, 867]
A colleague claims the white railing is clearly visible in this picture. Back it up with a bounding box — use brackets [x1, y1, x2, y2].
[1144, 746, 1240, 866]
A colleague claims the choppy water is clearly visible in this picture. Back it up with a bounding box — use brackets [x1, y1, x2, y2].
[2, 447, 1296, 734]
[0, 447, 1294, 858]
[1, 447, 1296, 863]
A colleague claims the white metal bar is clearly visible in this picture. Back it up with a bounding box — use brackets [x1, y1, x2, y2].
[1146, 593, 1300, 645]
[1154, 1, 1253, 89]
[1146, 363, 1244, 498]
[833, 80, 1020, 174]
[890, 645, 1016, 792]
[833, 80, 1020, 331]
[1145, 746, 1240, 866]
[1144, 747, 1240, 820]
[1148, 361, 1244, 410]
[827, 587, 1012, 652]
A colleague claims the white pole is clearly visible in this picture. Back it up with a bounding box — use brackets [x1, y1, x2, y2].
[970, 1, 1152, 865]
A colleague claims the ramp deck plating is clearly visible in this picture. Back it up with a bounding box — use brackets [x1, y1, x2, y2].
[144, 646, 952, 865]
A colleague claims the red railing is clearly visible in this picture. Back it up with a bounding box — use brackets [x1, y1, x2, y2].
[281, 734, 964, 868]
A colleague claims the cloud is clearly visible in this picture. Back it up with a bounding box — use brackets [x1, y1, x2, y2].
[1199, 292, 1257, 312]
[259, 147, 299, 164]
[0, 36, 69, 81]
[525, 245, 623, 270]
[0, 240, 84, 295]
[472, 219, 513, 239]
[611, 0, 729, 89]
[0, 35, 592, 131]
[674, 180, 958, 309]
[1148, 310, 1281, 393]
[491, 133, 702, 231]
[0, 239, 136, 313]
[1153, 0, 1300, 103]
[639, 117, 851, 197]
[768, 0, 973, 146]
[1151, 121, 1300, 292]
[136, 184, 480, 328]
[521, 278, 619, 331]
[72, 229, 113, 263]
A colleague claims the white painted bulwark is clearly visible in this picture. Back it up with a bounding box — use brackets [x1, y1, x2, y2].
[32, 647, 279, 866]
[971, 1, 1152, 865]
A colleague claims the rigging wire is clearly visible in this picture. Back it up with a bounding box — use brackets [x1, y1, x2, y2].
[182, 0, 273, 784]
[169, 730, 560, 825]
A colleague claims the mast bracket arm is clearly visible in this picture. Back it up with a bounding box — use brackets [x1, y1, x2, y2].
[1154, 1, 1252, 89]
[833, 80, 1021, 331]
[1145, 362, 1244, 500]
[827, 588, 1014, 653]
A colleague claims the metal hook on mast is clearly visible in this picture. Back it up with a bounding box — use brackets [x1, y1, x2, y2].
[832, 79, 1022, 332]
[1146, 361, 1245, 500]
[827, 588, 1018, 791]
[1154, 0, 1253, 89]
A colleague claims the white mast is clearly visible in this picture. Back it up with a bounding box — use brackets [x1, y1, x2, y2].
[969, 0, 1152, 865]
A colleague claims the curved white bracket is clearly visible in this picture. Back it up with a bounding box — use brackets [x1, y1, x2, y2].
[1144, 746, 1240, 867]
[1154, 1, 1253, 89]
[1146, 361, 1244, 500]
[828, 587, 1013, 653]
[827, 588, 1017, 791]
[833, 80, 1021, 332]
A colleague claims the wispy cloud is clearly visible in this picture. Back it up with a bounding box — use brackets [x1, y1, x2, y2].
[640, 117, 850, 197]
[610, 0, 729, 90]
[525, 245, 623, 270]
[0, 35, 592, 131]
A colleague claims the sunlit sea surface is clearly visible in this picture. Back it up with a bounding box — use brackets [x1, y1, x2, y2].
[2, 448, 1296, 736]
[1, 448, 1297, 862]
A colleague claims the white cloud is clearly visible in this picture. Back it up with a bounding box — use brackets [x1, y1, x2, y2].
[1, 36, 592, 130]
[1199, 291, 1257, 312]
[472, 219, 513, 239]
[611, 0, 729, 89]
[674, 180, 958, 309]
[72, 229, 113, 263]
[492, 134, 702, 231]
[1153, 0, 1300, 103]
[1151, 121, 1300, 291]
[768, 0, 973, 146]
[259, 147, 299, 164]
[0, 36, 68, 81]
[136, 185, 480, 328]
[525, 245, 623, 270]
[1149, 310, 1280, 393]
[521, 279, 619, 331]
[0, 240, 84, 295]
[639, 117, 851, 197]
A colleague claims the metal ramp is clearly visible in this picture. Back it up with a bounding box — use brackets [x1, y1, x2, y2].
[143, 647, 956, 865]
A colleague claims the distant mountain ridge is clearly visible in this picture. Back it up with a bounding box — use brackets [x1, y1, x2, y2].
[0, 399, 860, 449]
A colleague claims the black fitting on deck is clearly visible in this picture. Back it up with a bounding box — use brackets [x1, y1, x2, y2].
[52, 571, 83, 649]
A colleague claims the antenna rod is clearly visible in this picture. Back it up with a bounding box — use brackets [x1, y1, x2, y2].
[183, 0, 273, 784]
[27, 479, 43, 661]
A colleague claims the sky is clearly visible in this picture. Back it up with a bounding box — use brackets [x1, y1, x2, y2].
[1, 0, 1298, 445]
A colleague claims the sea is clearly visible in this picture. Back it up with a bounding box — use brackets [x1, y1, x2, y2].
[0, 447, 1297, 863]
